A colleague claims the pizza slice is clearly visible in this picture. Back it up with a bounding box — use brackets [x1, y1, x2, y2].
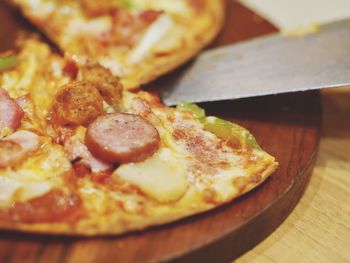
[0, 37, 277, 235]
[6, 0, 225, 89]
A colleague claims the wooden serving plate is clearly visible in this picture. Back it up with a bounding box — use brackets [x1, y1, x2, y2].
[0, 1, 321, 262]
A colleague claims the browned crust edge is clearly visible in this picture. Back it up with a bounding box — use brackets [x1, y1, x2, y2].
[0, 160, 277, 236]
[5, 0, 226, 89]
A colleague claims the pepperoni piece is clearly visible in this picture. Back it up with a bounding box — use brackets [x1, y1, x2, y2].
[52, 81, 104, 126]
[85, 113, 160, 163]
[0, 189, 82, 223]
[0, 130, 40, 168]
[0, 89, 24, 137]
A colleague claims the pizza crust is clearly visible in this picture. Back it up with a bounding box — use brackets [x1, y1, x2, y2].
[6, 0, 225, 89]
[0, 159, 277, 236]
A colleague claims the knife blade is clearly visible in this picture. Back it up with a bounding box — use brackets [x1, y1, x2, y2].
[158, 19, 350, 106]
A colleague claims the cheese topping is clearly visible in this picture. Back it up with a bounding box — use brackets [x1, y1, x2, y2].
[99, 56, 124, 76]
[114, 148, 188, 203]
[18, 0, 56, 18]
[0, 175, 53, 208]
[65, 16, 112, 38]
[128, 14, 174, 64]
[131, 0, 191, 14]
[0, 134, 72, 207]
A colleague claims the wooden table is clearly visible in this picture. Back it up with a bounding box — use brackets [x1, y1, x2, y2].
[237, 87, 350, 262]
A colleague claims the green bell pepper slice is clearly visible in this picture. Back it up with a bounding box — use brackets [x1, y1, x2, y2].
[176, 102, 261, 150]
[0, 55, 18, 72]
[201, 116, 261, 150]
[176, 102, 206, 118]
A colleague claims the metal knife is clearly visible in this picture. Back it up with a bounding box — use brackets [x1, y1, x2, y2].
[158, 19, 350, 106]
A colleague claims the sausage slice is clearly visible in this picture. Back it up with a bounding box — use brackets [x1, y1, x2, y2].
[85, 113, 160, 163]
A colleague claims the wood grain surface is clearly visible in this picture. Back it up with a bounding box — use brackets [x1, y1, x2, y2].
[0, 1, 323, 262]
[237, 87, 350, 263]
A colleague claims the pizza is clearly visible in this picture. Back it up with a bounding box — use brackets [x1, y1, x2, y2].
[6, 0, 225, 89]
[0, 37, 277, 235]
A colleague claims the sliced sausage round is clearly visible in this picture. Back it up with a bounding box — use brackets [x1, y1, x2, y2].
[85, 113, 160, 163]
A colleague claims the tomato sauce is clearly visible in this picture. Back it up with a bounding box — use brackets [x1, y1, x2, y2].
[0, 189, 83, 223]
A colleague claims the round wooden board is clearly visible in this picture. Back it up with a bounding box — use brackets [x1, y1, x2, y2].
[0, 1, 321, 262]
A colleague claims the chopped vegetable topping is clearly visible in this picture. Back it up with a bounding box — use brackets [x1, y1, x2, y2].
[0, 56, 18, 72]
[118, 0, 134, 9]
[202, 116, 261, 150]
[177, 102, 261, 150]
[176, 102, 205, 118]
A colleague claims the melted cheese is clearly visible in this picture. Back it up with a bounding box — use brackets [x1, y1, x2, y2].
[0, 137, 71, 207]
[131, 0, 191, 14]
[65, 16, 112, 38]
[16, 0, 56, 18]
[0, 176, 53, 207]
[152, 26, 184, 53]
[114, 148, 188, 203]
[0, 176, 21, 207]
[0, 128, 12, 140]
[128, 14, 174, 64]
[99, 56, 124, 76]
[2, 141, 71, 182]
